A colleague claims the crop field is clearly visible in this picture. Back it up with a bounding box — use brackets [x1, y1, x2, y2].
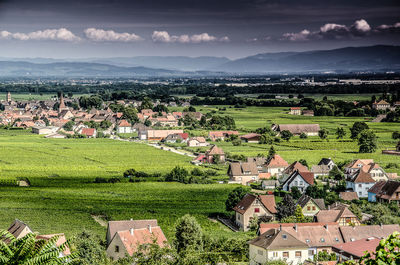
[0, 129, 193, 182]
[0, 181, 241, 239]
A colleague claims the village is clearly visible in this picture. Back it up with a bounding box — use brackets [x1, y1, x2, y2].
[1, 90, 399, 265]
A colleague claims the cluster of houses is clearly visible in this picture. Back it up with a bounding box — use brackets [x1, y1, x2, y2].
[232, 190, 399, 264]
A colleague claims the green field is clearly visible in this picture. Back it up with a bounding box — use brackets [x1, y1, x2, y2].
[0, 129, 193, 181]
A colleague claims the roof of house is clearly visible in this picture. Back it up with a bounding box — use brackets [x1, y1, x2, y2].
[233, 194, 276, 215]
[259, 222, 339, 234]
[189, 136, 206, 143]
[369, 180, 400, 200]
[332, 237, 380, 259]
[7, 219, 32, 238]
[283, 170, 315, 186]
[119, 119, 131, 127]
[290, 107, 301, 110]
[297, 194, 325, 210]
[345, 159, 374, 169]
[206, 145, 225, 155]
[318, 158, 334, 166]
[282, 161, 309, 175]
[281, 224, 343, 248]
[107, 219, 158, 243]
[277, 124, 320, 134]
[367, 180, 387, 194]
[116, 226, 167, 256]
[259, 173, 272, 180]
[36, 233, 71, 256]
[315, 206, 358, 223]
[208, 131, 239, 138]
[265, 154, 289, 168]
[374, 100, 390, 105]
[339, 224, 400, 243]
[311, 165, 331, 174]
[350, 169, 375, 183]
[247, 157, 268, 166]
[240, 133, 261, 140]
[229, 162, 258, 176]
[81, 128, 96, 136]
[339, 192, 359, 201]
[250, 228, 309, 250]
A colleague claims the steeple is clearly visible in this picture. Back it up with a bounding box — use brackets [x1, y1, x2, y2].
[6, 92, 11, 103]
[58, 92, 68, 112]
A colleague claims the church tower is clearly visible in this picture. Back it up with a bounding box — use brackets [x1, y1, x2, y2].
[6, 92, 11, 103]
[58, 93, 68, 112]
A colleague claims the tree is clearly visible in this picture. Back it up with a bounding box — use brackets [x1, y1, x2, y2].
[0, 230, 76, 264]
[299, 132, 307, 139]
[225, 186, 250, 211]
[318, 129, 329, 141]
[329, 165, 344, 181]
[392, 131, 400, 139]
[295, 205, 306, 223]
[268, 145, 276, 159]
[140, 97, 153, 110]
[259, 134, 272, 144]
[71, 230, 110, 265]
[358, 129, 377, 153]
[122, 107, 138, 123]
[291, 186, 302, 200]
[63, 120, 74, 131]
[336, 127, 346, 139]
[232, 138, 241, 146]
[299, 159, 308, 168]
[276, 194, 296, 220]
[350, 121, 369, 139]
[280, 130, 293, 141]
[174, 214, 203, 253]
[165, 166, 189, 183]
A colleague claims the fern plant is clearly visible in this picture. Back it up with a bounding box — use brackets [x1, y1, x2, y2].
[0, 230, 76, 265]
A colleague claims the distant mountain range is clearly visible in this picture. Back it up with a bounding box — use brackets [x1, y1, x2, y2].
[0, 45, 399, 77]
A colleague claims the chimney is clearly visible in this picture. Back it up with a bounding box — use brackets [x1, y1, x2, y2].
[324, 224, 328, 230]
[380, 223, 383, 229]
[328, 205, 330, 210]
[130, 228, 134, 235]
[279, 224, 282, 231]
[148, 224, 152, 233]
[130, 218, 133, 221]
[294, 224, 297, 232]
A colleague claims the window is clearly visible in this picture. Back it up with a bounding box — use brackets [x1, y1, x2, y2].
[359, 192, 362, 195]
[115, 245, 119, 253]
[295, 251, 302, 257]
[282, 234, 287, 239]
[312, 206, 316, 211]
[345, 217, 351, 223]
[283, 252, 289, 258]
[307, 206, 311, 211]
[257, 250, 263, 256]
[358, 184, 362, 187]
[273, 252, 278, 257]
[308, 250, 314, 256]
[294, 181, 298, 186]
[320, 238, 325, 242]
[300, 181, 304, 186]
[254, 208, 260, 213]
[237, 215, 240, 220]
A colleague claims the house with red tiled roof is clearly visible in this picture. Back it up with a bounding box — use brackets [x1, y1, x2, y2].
[315, 204, 360, 226]
[372, 100, 390, 110]
[282, 170, 315, 193]
[265, 154, 289, 177]
[346, 169, 376, 198]
[228, 161, 259, 185]
[368, 180, 400, 204]
[282, 161, 309, 180]
[233, 193, 276, 231]
[240, 133, 261, 143]
[289, 107, 302, 115]
[80, 128, 97, 138]
[204, 145, 225, 163]
[117, 119, 132, 134]
[208, 131, 239, 141]
[332, 237, 380, 262]
[106, 219, 167, 260]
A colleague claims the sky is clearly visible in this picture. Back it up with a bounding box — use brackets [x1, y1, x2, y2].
[0, 0, 399, 59]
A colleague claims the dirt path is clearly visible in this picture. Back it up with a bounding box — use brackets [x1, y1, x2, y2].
[91, 215, 107, 227]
